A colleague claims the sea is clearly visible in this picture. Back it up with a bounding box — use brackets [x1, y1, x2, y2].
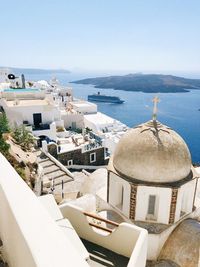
[25, 71, 200, 164]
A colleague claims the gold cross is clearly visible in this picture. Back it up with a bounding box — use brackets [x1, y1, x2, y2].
[152, 96, 160, 121]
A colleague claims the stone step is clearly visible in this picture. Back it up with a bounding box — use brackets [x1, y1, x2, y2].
[37, 157, 49, 163]
[45, 175, 72, 187]
[54, 176, 72, 186]
[40, 160, 54, 168]
[35, 150, 42, 156]
[36, 152, 74, 193]
[45, 170, 66, 180]
[43, 165, 60, 174]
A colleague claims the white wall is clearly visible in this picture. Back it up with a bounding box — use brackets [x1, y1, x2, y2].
[72, 102, 97, 114]
[61, 112, 84, 129]
[103, 137, 118, 154]
[147, 224, 177, 260]
[136, 186, 172, 224]
[174, 179, 196, 222]
[1, 91, 45, 100]
[1, 100, 61, 126]
[0, 154, 88, 267]
[84, 116, 99, 133]
[109, 173, 172, 224]
[109, 173, 131, 218]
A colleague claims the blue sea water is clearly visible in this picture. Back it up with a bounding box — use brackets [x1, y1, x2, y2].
[26, 72, 200, 163]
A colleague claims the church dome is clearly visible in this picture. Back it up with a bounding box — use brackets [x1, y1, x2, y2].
[113, 120, 191, 184]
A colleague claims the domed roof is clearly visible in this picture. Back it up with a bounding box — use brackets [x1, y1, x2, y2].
[159, 219, 200, 266]
[112, 120, 191, 184]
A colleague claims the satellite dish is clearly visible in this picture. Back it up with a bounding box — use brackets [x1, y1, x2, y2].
[8, 74, 15, 80]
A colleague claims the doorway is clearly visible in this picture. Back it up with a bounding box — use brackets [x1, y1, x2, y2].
[33, 113, 42, 127]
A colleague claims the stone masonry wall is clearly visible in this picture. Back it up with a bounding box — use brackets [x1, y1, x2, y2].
[57, 147, 108, 166]
[169, 188, 178, 224]
[129, 184, 138, 220]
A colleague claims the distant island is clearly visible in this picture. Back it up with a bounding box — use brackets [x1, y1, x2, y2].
[1, 67, 70, 75]
[72, 73, 200, 93]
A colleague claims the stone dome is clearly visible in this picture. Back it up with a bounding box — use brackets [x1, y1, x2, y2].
[113, 120, 191, 184]
[159, 219, 200, 267]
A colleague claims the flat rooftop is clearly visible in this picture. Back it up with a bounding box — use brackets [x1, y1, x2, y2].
[5, 99, 53, 107]
[84, 112, 116, 125]
[59, 142, 79, 153]
[72, 102, 96, 108]
[58, 134, 99, 153]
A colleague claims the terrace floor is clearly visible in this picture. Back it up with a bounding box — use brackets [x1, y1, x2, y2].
[82, 239, 129, 267]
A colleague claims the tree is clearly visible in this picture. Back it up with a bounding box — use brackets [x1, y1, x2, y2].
[0, 138, 10, 155]
[12, 125, 35, 151]
[0, 112, 10, 136]
[0, 113, 10, 155]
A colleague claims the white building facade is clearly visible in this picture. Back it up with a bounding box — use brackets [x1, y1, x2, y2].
[107, 119, 200, 261]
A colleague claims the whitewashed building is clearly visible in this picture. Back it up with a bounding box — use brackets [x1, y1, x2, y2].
[107, 118, 200, 266]
[84, 112, 128, 153]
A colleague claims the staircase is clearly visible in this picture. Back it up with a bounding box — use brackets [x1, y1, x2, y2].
[35, 150, 73, 192]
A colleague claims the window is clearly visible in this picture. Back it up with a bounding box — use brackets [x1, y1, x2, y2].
[146, 195, 157, 221]
[117, 185, 124, 210]
[148, 195, 156, 215]
[104, 148, 110, 159]
[67, 160, 73, 166]
[90, 152, 96, 163]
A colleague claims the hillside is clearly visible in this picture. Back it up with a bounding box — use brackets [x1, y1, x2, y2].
[72, 74, 200, 93]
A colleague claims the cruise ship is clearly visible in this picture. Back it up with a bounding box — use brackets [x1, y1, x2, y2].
[88, 92, 124, 104]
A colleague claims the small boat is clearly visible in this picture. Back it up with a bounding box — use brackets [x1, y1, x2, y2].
[88, 92, 124, 104]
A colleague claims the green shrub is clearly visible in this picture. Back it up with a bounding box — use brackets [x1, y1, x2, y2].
[0, 137, 10, 155]
[0, 112, 10, 136]
[12, 125, 34, 151]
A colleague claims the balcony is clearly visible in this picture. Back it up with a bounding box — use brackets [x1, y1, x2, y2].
[59, 203, 148, 267]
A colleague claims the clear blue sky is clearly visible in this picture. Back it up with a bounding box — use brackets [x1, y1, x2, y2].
[1, 0, 200, 73]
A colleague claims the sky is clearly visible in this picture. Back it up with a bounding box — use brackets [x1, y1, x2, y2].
[1, 0, 200, 74]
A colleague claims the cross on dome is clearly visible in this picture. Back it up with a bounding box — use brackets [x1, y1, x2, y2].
[152, 96, 160, 121]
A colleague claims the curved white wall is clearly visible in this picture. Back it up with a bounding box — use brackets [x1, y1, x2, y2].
[136, 186, 172, 224]
[109, 173, 130, 217]
[0, 153, 88, 267]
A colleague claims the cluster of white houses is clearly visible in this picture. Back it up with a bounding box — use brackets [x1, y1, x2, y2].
[0, 69, 127, 170]
[0, 69, 199, 267]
